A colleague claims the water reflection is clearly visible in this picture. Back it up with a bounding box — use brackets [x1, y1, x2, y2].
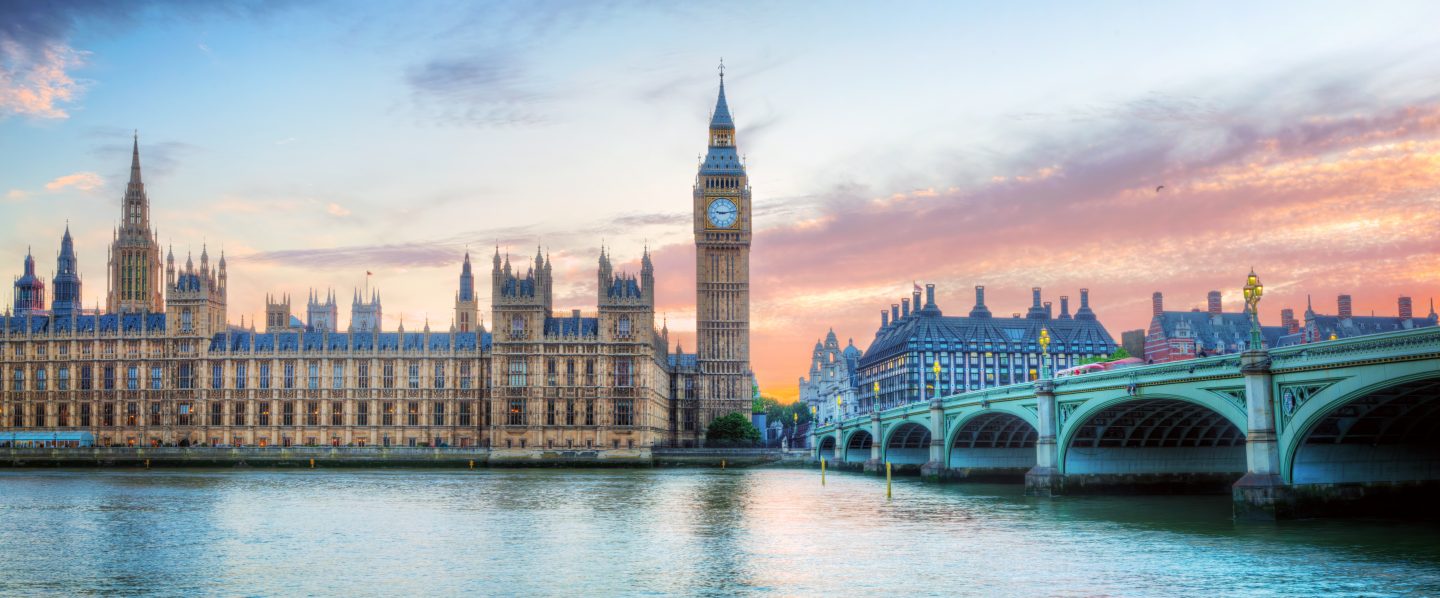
[0, 468, 1438, 596]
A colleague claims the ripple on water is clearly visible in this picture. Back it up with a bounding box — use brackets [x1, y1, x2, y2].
[0, 468, 1439, 596]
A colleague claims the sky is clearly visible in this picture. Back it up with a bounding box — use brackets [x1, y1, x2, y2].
[3, 1, 1439, 401]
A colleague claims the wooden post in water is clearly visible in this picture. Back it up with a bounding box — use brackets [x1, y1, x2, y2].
[469, 460, 475, 469]
[309, 458, 315, 469]
[821, 458, 827, 485]
[144, 459, 150, 469]
[722, 459, 726, 469]
[886, 462, 892, 500]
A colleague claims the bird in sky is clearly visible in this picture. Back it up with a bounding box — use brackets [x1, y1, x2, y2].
[1156, 185, 1166, 193]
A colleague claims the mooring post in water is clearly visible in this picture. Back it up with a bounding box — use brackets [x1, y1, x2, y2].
[309, 459, 315, 469]
[821, 458, 827, 485]
[469, 460, 475, 469]
[144, 459, 150, 469]
[722, 459, 726, 469]
[886, 462, 892, 500]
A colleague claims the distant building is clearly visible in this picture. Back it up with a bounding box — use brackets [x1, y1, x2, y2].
[1301, 294, 1437, 343]
[1120, 329, 1145, 358]
[856, 284, 1117, 413]
[1144, 290, 1436, 364]
[798, 329, 861, 425]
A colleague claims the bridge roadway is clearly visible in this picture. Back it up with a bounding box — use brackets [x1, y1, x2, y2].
[811, 326, 1440, 519]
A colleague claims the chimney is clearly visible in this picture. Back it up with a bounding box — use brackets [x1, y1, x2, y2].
[1207, 291, 1222, 316]
[969, 286, 992, 318]
[901, 298, 911, 318]
[1044, 301, 1053, 319]
[1338, 294, 1352, 319]
[1027, 287, 1046, 319]
[881, 309, 889, 327]
[1060, 296, 1071, 319]
[1399, 296, 1413, 319]
[912, 288, 922, 313]
[1075, 288, 1095, 320]
[925, 284, 936, 308]
[1152, 292, 1164, 317]
[1281, 308, 1298, 333]
[891, 304, 900, 323]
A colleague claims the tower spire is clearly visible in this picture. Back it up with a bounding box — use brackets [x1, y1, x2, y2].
[130, 130, 142, 185]
[710, 59, 733, 130]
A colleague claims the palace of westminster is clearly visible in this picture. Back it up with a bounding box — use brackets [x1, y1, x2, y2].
[0, 75, 755, 450]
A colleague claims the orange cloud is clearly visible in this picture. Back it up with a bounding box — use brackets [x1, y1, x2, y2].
[43, 171, 103, 192]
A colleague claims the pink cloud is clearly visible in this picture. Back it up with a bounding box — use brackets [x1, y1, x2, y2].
[0, 41, 86, 119]
[43, 171, 103, 192]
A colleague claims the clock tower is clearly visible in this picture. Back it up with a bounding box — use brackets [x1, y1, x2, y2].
[694, 64, 753, 431]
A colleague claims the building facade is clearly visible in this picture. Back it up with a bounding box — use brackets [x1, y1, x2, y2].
[0, 73, 749, 450]
[855, 284, 1117, 413]
[693, 69, 754, 428]
[1143, 291, 1436, 364]
[798, 329, 860, 425]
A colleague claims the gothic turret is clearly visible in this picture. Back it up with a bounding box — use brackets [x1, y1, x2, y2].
[13, 248, 46, 316]
[455, 252, 480, 333]
[51, 226, 82, 318]
[107, 131, 164, 313]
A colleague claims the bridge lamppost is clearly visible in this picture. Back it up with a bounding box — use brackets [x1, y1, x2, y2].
[872, 381, 880, 412]
[835, 395, 843, 420]
[1243, 269, 1265, 351]
[932, 360, 942, 400]
[1038, 327, 1052, 380]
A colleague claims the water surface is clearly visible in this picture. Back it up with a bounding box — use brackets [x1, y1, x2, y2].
[1, 468, 1438, 596]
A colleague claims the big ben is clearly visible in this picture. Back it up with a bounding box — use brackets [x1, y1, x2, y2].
[694, 64, 753, 430]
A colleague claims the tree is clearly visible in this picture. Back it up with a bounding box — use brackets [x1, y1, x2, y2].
[1077, 347, 1132, 366]
[706, 412, 761, 446]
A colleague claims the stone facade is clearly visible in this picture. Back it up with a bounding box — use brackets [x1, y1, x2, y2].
[0, 73, 749, 450]
[798, 329, 860, 425]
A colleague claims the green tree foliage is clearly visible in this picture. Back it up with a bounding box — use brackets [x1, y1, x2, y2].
[706, 412, 761, 445]
[1077, 347, 1131, 366]
[755, 396, 813, 427]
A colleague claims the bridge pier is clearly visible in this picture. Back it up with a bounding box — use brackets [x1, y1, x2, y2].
[1024, 380, 1063, 496]
[863, 413, 884, 473]
[920, 399, 946, 479]
[1232, 350, 1296, 520]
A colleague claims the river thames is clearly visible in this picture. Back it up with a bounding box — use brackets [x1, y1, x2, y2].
[2, 468, 1438, 596]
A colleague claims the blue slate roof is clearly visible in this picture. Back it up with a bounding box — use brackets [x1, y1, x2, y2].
[700, 146, 743, 175]
[608, 277, 642, 299]
[669, 352, 698, 369]
[1305, 313, 1436, 341]
[1154, 311, 1288, 354]
[208, 330, 487, 353]
[860, 310, 1117, 370]
[544, 314, 598, 337]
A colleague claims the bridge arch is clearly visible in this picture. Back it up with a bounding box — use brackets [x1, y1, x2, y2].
[1059, 392, 1246, 492]
[843, 428, 873, 464]
[1284, 371, 1440, 494]
[946, 409, 1038, 477]
[818, 435, 837, 455]
[881, 421, 931, 466]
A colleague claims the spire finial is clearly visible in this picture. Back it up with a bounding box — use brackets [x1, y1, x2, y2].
[718, 57, 725, 81]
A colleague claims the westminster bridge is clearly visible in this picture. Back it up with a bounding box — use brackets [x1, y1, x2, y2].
[811, 326, 1440, 519]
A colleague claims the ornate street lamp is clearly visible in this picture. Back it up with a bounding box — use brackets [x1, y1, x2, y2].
[1243, 269, 1264, 351]
[835, 394, 843, 419]
[1038, 327, 1052, 380]
[932, 360, 942, 400]
[872, 381, 880, 412]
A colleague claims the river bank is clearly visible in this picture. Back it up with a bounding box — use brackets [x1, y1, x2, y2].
[0, 446, 810, 468]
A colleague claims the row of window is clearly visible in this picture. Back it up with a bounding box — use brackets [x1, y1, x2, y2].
[5, 361, 482, 392]
[2, 397, 645, 428]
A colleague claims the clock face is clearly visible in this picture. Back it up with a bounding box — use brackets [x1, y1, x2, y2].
[707, 198, 738, 228]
